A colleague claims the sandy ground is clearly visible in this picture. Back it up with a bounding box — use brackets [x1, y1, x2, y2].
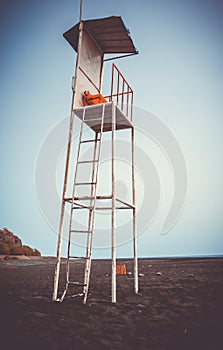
[0, 257, 223, 349]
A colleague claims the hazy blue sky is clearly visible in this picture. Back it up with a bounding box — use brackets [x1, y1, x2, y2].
[1, 0, 223, 257]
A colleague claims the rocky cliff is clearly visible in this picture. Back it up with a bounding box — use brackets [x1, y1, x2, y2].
[0, 228, 41, 256]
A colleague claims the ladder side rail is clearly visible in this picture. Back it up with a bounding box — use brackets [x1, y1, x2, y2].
[83, 103, 105, 303]
[52, 109, 75, 301]
[52, 15, 85, 302]
[82, 131, 99, 298]
[61, 108, 86, 301]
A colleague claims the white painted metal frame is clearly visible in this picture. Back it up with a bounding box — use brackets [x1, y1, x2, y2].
[52, 0, 138, 303]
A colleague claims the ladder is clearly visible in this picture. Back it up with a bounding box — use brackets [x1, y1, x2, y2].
[60, 104, 105, 304]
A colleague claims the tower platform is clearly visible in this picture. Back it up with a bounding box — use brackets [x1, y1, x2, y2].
[74, 102, 133, 133]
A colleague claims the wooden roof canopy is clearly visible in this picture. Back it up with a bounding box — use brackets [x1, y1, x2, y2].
[63, 16, 137, 54]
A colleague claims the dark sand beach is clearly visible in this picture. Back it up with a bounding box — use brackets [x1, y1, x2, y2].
[0, 257, 223, 349]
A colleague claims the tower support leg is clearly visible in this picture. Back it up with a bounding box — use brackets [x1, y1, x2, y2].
[111, 102, 116, 303]
[131, 127, 138, 294]
[52, 108, 75, 301]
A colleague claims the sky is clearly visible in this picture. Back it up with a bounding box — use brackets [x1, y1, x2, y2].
[0, 0, 223, 258]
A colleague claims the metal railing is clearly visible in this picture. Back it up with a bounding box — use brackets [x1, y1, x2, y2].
[105, 63, 134, 122]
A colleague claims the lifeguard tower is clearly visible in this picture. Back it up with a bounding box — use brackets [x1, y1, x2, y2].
[52, 4, 139, 304]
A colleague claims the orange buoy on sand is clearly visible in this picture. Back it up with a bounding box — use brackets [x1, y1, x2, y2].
[116, 264, 127, 275]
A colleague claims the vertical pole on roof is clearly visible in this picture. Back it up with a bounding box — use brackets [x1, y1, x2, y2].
[131, 126, 138, 294]
[111, 102, 116, 303]
[79, 0, 83, 22]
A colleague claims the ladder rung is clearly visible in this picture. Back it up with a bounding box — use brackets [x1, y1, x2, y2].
[75, 182, 96, 185]
[68, 282, 87, 286]
[69, 256, 89, 259]
[71, 293, 84, 298]
[78, 160, 98, 164]
[65, 195, 112, 202]
[81, 139, 101, 143]
[70, 230, 92, 233]
[74, 195, 112, 200]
